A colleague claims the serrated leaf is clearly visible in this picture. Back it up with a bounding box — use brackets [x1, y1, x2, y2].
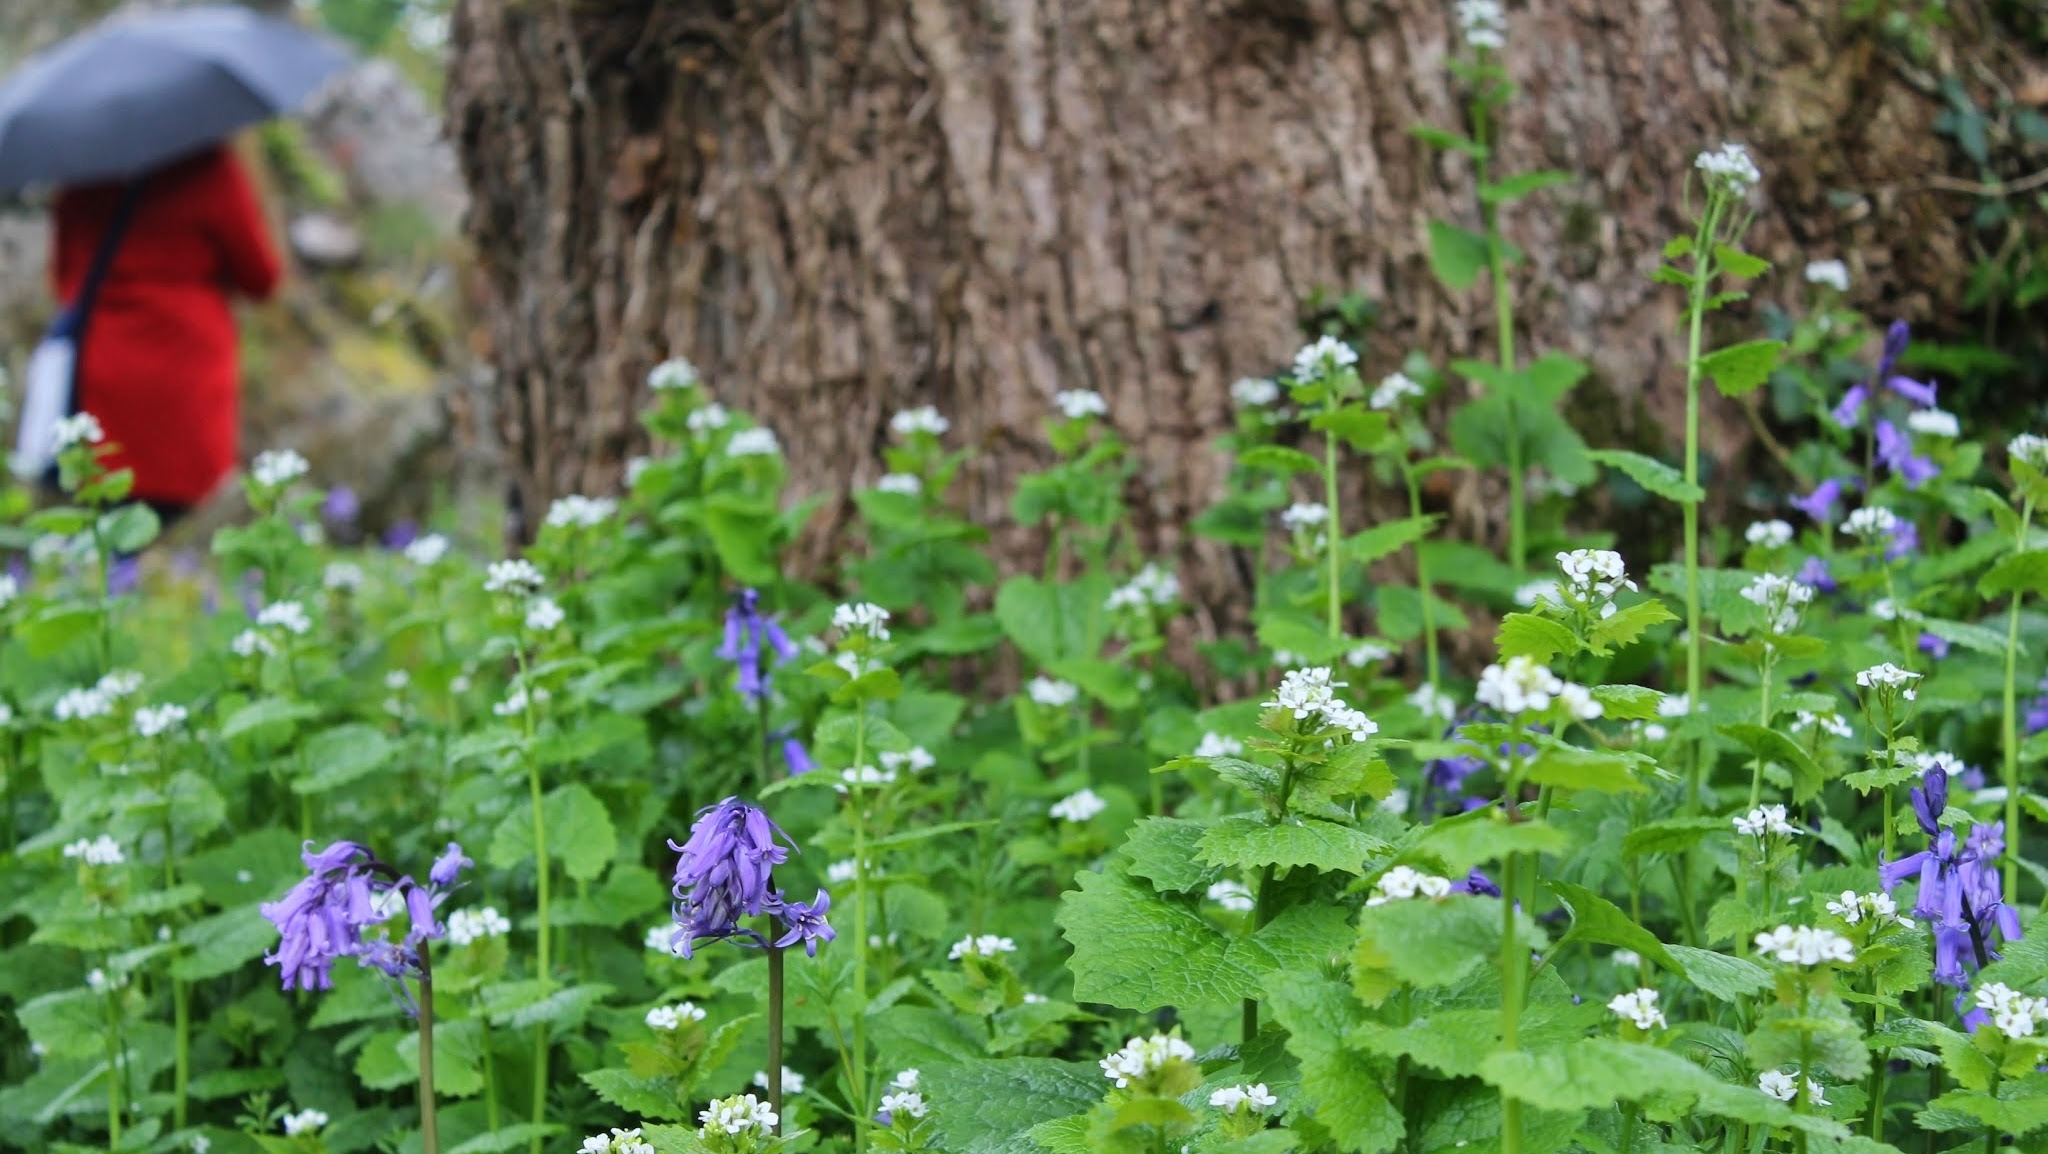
[1591, 685, 1665, 721]
[1979, 549, 2048, 600]
[1266, 975, 1405, 1153]
[1547, 880, 1677, 972]
[1310, 407, 1393, 453]
[1663, 236, 1694, 259]
[482, 980, 615, 1030]
[1719, 723, 1827, 805]
[1700, 340, 1785, 398]
[1665, 944, 1773, 1002]
[1495, 612, 1578, 663]
[1345, 515, 1440, 566]
[1586, 449, 1703, 503]
[1482, 1038, 1847, 1139]
[1589, 599, 1679, 653]
[487, 783, 617, 881]
[1524, 749, 1644, 793]
[1057, 869, 1246, 1009]
[1419, 815, 1572, 875]
[581, 1068, 691, 1120]
[922, 1059, 1105, 1154]
[1119, 817, 1218, 893]
[1354, 896, 1512, 999]
[1195, 816, 1387, 875]
[1428, 221, 1490, 292]
[171, 903, 275, 981]
[220, 698, 321, 742]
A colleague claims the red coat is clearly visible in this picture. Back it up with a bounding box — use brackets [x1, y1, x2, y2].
[53, 146, 281, 506]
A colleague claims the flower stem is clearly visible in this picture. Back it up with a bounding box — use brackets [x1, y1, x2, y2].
[1324, 425, 1342, 639]
[1473, 105, 1523, 572]
[515, 646, 549, 1154]
[850, 710, 871, 1151]
[767, 939, 785, 1136]
[419, 960, 440, 1154]
[1499, 848, 1525, 1154]
[1242, 757, 1301, 1042]
[1747, 653, 1776, 810]
[102, 974, 122, 1147]
[1680, 199, 1720, 817]
[757, 693, 774, 791]
[1405, 461, 1442, 690]
[2003, 498, 2034, 902]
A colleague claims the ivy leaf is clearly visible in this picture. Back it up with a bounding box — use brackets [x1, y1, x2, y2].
[1120, 817, 1219, 893]
[1428, 221, 1491, 291]
[1195, 816, 1388, 875]
[1345, 515, 1441, 567]
[1524, 749, 1644, 793]
[1979, 549, 2048, 600]
[1496, 613, 1578, 663]
[1266, 974, 1405, 1153]
[921, 1059, 1105, 1154]
[1589, 599, 1679, 654]
[1700, 340, 1785, 398]
[1585, 449, 1703, 504]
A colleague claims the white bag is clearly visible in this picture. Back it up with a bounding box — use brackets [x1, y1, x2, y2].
[11, 330, 77, 480]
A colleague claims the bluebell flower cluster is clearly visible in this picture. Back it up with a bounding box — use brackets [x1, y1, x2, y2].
[669, 797, 835, 958]
[717, 589, 801, 701]
[261, 840, 467, 1003]
[1878, 765, 2022, 1005]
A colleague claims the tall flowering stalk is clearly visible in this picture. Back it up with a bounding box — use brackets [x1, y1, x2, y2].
[1996, 435, 2047, 898]
[1286, 338, 1361, 638]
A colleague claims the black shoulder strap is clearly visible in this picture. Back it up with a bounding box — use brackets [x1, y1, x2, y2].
[72, 178, 148, 331]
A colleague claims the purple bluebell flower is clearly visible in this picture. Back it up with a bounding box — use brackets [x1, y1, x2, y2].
[321, 486, 361, 527]
[106, 556, 140, 597]
[774, 890, 837, 956]
[1886, 375, 1938, 407]
[780, 733, 816, 777]
[1885, 519, 1919, 562]
[1880, 763, 2023, 998]
[2025, 676, 2048, 737]
[717, 589, 802, 701]
[240, 570, 264, 618]
[1918, 631, 1950, 660]
[429, 842, 471, 887]
[1879, 319, 1911, 372]
[1830, 384, 1868, 429]
[1875, 420, 1938, 488]
[261, 840, 383, 992]
[1790, 477, 1849, 523]
[668, 797, 792, 957]
[1795, 555, 1837, 593]
[384, 520, 420, 550]
[1451, 869, 1501, 897]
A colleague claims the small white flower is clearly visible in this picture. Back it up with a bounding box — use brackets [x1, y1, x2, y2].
[544, 495, 617, 529]
[1803, 260, 1850, 293]
[1739, 573, 1816, 635]
[1855, 663, 1921, 702]
[1756, 1069, 1827, 1107]
[686, 403, 730, 434]
[1054, 389, 1109, 420]
[697, 1095, 779, 1139]
[1100, 1035, 1197, 1088]
[892, 1069, 922, 1092]
[643, 924, 679, 954]
[1475, 656, 1565, 715]
[1790, 709, 1855, 739]
[54, 413, 104, 448]
[1367, 865, 1454, 906]
[1753, 924, 1856, 967]
[1320, 701, 1381, 742]
[485, 559, 545, 596]
[1407, 683, 1457, 723]
[1207, 880, 1255, 913]
[1841, 506, 1900, 540]
[1050, 788, 1107, 823]
[322, 562, 365, 592]
[1611, 949, 1643, 969]
[445, 907, 512, 946]
[880, 1090, 929, 1120]
[1455, 0, 1506, 49]
[524, 597, 565, 633]
[1265, 667, 1343, 718]
[1027, 676, 1079, 708]
[1370, 371, 1425, 411]
[1210, 1083, 1279, 1112]
[1908, 409, 1960, 439]
[257, 601, 312, 636]
[832, 601, 891, 641]
[1826, 890, 1908, 929]
[878, 747, 936, 775]
[1291, 336, 1358, 381]
[1745, 520, 1795, 549]
[251, 449, 310, 489]
[133, 704, 187, 739]
[0, 703, 12, 728]
[623, 456, 652, 487]
[63, 836, 126, 866]
[53, 686, 114, 722]
[96, 671, 140, 699]
[1105, 564, 1180, 613]
[838, 765, 898, 789]
[236, 869, 254, 884]
[1231, 377, 1280, 407]
[1607, 988, 1668, 1031]
[1380, 787, 1411, 816]
[1556, 549, 1637, 618]
[1733, 804, 1802, 840]
[581, 1127, 656, 1154]
[493, 685, 549, 717]
[385, 670, 411, 691]
[2010, 434, 2048, 471]
[230, 629, 276, 659]
[404, 534, 450, 566]
[947, 933, 1020, 961]
[753, 1067, 806, 1095]
[1346, 642, 1393, 668]
[1973, 982, 2048, 1040]
[1195, 732, 1244, 759]
[826, 859, 861, 885]
[1694, 142, 1762, 196]
[890, 406, 951, 437]
[647, 357, 700, 390]
[0, 573, 16, 610]
[725, 427, 781, 457]
[190, 1135, 210, 1154]
[280, 1109, 330, 1137]
[1555, 683, 1604, 722]
[1280, 502, 1329, 531]
[876, 472, 923, 495]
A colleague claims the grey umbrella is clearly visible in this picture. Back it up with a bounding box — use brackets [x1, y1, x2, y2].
[0, 4, 351, 192]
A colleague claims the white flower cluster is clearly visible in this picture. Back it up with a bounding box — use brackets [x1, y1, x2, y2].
[258, 600, 312, 636]
[890, 406, 950, 438]
[1555, 549, 1637, 618]
[1733, 804, 1801, 840]
[323, 562, 365, 592]
[876, 473, 922, 495]
[1790, 710, 1854, 739]
[251, 449, 310, 489]
[832, 601, 891, 641]
[1825, 891, 1907, 929]
[54, 413, 104, 449]
[134, 704, 187, 739]
[1745, 519, 1795, 549]
[579, 1126, 656, 1154]
[1855, 663, 1921, 702]
[1028, 676, 1078, 708]
[1099, 1034, 1196, 1088]
[281, 1108, 330, 1136]
[525, 598, 565, 633]
[647, 357, 699, 390]
[1263, 667, 1378, 741]
[1105, 563, 1180, 613]
[1841, 506, 1899, 540]
[493, 685, 550, 718]
[446, 907, 512, 946]
[698, 1095, 778, 1139]
[485, 559, 545, 596]
[1050, 788, 1107, 823]
[1738, 573, 1816, 635]
[1280, 502, 1329, 531]
[1454, 0, 1505, 50]
[63, 835, 125, 866]
[1973, 982, 2048, 1041]
[1908, 409, 1959, 438]
[725, 427, 781, 457]
[879, 747, 936, 775]
[881, 1068, 928, 1120]
[1370, 372, 1424, 411]
[1195, 732, 1243, 759]
[687, 404, 730, 434]
[546, 495, 616, 529]
[1607, 988, 1668, 1031]
[1346, 642, 1392, 667]
[1291, 336, 1358, 382]
[948, 933, 1020, 963]
[405, 534, 450, 566]
[1694, 142, 1761, 196]
[752, 1067, 806, 1095]
[1408, 683, 1457, 723]
[1367, 866, 1453, 906]
[2010, 434, 2048, 471]
[54, 682, 117, 722]
[1753, 924, 1856, 967]
[1757, 1070, 1826, 1106]
[0, 573, 16, 610]
[1476, 656, 1600, 721]
[1803, 260, 1850, 293]
[1230, 377, 1280, 407]
[1210, 1083, 1278, 1111]
[1055, 390, 1108, 420]
[1207, 880, 1255, 912]
[838, 765, 897, 789]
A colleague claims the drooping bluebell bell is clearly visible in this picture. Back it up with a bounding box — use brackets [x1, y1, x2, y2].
[1918, 631, 1951, 661]
[1880, 764, 2021, 993]
[1451, 869, 1501, 897]
[717, 589, 802, 701]
[1830, 385, 1869, 430]
[1790, 477, 1850, 524]
[1884, 518, 1919, 562]
[669, 797, 832, 958]
[774, 891, 837, 956]
[383, 520, 420, 550]
[1875, 419, 1938, 488]
[1795, 555, 1837, 594]
[261, 840, 462, 1002]
[2025, 676, 2048, 737]
[430, 842, 471, 887]
[779, 732, 817, 777]
[322, 485, 361, 528]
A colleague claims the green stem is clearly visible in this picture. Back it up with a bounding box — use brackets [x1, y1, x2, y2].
[516, 648, 549, 1154]
[1473, 104, 1523, 572]
[768, 940, 785, 1136]
[1405, 461, 1442, 690]
[758, 692, 774, 791]
[2003, 498, 2033, 902]
[480, 1010, 500, 1134]
[1680, 199, 1720, 817]
[103, 975, 122, 1148]
[850, 711, 871, 1151]
[172, 977, 190, 1131]
[1499, 849, 1525, 1154]
[1242, 758, 1301, 1042]
[1324, 425, 1342, 639]
[1747, 654, 1776, 810]
[1795, 988, 1813, 1154]
[419, 961, 440, 1154]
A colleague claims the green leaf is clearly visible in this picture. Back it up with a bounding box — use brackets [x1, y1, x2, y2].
[1310, 407, 1393, 453]
[1495, 612, 1579, 663]
[1428, 221, 1490, 292]
[487, 784, 617, 881]
[1589, 599, 1679, 653]
[1917, 618, 2007, 656]
[1354, 896, 1510, 1000]
[1718, 723, 1827, 805]
[1419, 814, 1572, 875]
[1057, 869, 1245, 1009]
[1266, 975, 1405, 1153]
[1712, 244, 1771, 279]
[922, 1059, 1105, 1154]
[1663, 236, 1694, 259]
[1700, 340, 1785, 398]
[1622, 817, 1728, 858]
[220, 698, 321, 742]
[1547, 880, 1677, 972]
[1979, 549, 2048, 600]
[447, 1126, 564, 1154]
[1480, 170, 1573, 205]
[1664, 945, 1772, 1002]
[1920, 1085, 2048, 1136]
[171, 904, 274, 981]
[699, 498, 780, 585]
[993, 574, 1110, 667]
[1409, 125, 1488, 158]
[1345, 515, 1440, 566]
[291, 724, 396, 794]
[581, 1068, 690, 1121]
[1195, 816, 1388, 875]
[1237, 445, 1326, 476]
[1482, 1038, 1848, 1139]
[98, 503, 161, 554]
[1590, 685, 1665, 721]
[1585, 448, 1703, 503]
[1524, 749, 1644, 793]
[1047, 658, 1139, 711]
[481, 980, 615, 1030]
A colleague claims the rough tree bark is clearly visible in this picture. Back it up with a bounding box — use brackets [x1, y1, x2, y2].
[446, 0, 2036, 593]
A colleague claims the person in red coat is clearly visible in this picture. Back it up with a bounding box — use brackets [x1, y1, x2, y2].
[52, 143, 282, 519]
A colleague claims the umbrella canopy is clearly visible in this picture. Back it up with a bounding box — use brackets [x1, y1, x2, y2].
[0, 5, 351, 192]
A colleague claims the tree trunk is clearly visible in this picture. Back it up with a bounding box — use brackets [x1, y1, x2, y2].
[446, 0, 2034, 586]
